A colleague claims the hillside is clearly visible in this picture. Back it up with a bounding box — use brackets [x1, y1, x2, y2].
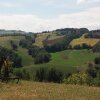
[0, 35, 100, 71]
[22, 50, 100, 77]
[34, 32, 64, 47]
[0, 36, 25, 48]
[0, 36, 33, 66]
[0, 81, 100, 100]
[0, 30, 26, 35]
[70, 34, 100, 47]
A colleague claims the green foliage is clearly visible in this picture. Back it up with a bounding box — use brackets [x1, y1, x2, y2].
[1, 57, 13, 78]
[35, 67, 63, 83]
[21, 69, 30, 80]
[94, 57, 100, 65]
[0, 46, 22, 68]
[92, 41, 100, 53]
[28, 46, 51, 64]
[64, 73, 90, 85]
[10, 40, 18, 51]
[93, 71, 100, 86]
[73, 43, 92, 49]
[35, 67, 46, 82]
[86, 63, 97, 78]
[44, 28, 89, 52]
[46, 68, 63, 83]
[85, 30, 100, 39]
[34, 52, 51, 64]
[19, 35, 35, 48]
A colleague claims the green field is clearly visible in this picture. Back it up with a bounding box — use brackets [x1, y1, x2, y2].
[21, 50, 100, 76]
[0, 81, 100, 100]
[0, 36, 100, 72]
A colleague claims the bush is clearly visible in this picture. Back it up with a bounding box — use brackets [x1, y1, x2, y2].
[35, 67, 63, 83]
[0, 46, 22, 68]
[94, 57, 100, 65]
[92, 41, 100, 53]
[34, 52, 51, 64]
[21, 69, 30, 80]
[35, 68, 46, 82]
[64, 73, 90, 85]
[14, 69, 22, 78]
[10, 40, 18, 50]
[86, 63, 97, 78]
[46, 68, 63, 83]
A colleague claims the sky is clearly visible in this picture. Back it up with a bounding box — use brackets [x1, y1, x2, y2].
[0, 0, 100, 32]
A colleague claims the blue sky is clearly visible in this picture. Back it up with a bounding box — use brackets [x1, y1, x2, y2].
[0, 0, 100, 32]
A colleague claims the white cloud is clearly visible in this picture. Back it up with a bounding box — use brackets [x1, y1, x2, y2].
[77, 0, 86, 4]
[77, 0, 100, 4]
[0, 7, 100, 32]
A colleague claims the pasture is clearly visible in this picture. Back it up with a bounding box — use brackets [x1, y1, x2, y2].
[22, 50, 100, 76]
[34, 32, 64, 47]
[70, 34, 100, 47]
[0, 36, 25, 48]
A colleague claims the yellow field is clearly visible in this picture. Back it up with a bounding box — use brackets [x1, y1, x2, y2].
[70, 34, 100, 47]
[0, 81, 100, 100]
[34, 33, 63, 47]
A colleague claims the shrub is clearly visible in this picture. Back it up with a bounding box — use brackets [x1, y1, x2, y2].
[35, 68, 46, 82]
[64, 73, 90, 85]
[34, 52, 51, 64]
[94, 57, 100, 65]
[21, 69, 30, 80]
[35, 67, 63, 83]
[92, 41, 100, 53]
[92, 71, 100, 86]
[46, 68, 63, 83]
[86, 63, 97, 78]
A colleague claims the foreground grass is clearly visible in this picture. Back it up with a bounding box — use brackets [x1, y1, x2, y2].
[0, 81, 100, 100]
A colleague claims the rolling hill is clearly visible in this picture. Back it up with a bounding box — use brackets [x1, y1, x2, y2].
[34, 32, 64, 47]
[0, 36, 33, 66]
[0, 35, 100, 74]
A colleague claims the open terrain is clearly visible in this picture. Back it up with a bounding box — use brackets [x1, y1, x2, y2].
[0, 36, 25, 48]
[22, 50, 100, 77]
[34, 32, 64, 47]
[0, 35, 100, 73]
[70, 34, 100, 47]
[0, 81, 100, 100]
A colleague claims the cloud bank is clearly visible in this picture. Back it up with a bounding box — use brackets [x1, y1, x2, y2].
[0, 7, 100, 32]
[77, 0, 100, 4]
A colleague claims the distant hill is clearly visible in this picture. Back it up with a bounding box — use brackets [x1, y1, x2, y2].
[0, 29, 27, 36]
[34, 28, 89, 48]
[70, 34, 100, 47]
[85, 30, 100, 39]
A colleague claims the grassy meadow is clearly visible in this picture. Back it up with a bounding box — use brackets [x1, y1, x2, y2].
[0, 81, 100, 100]
[21, 50, 100, 77]
[0, 35, 100, 74]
